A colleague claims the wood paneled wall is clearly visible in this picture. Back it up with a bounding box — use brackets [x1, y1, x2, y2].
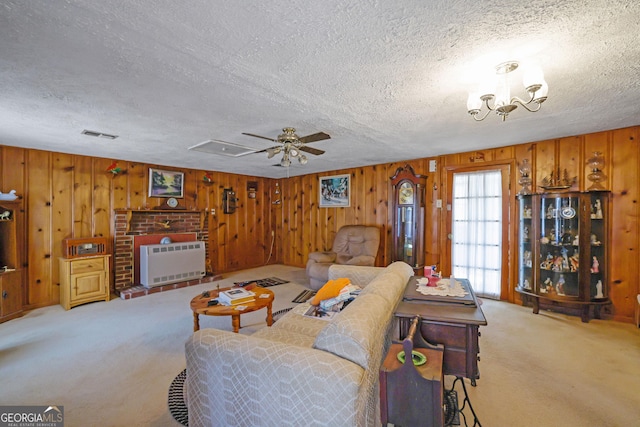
[1, 125, 638, 322]
[0, 149, 275, 310]
[279, 126, 640, 323]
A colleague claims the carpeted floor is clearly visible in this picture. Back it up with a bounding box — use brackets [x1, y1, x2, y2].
[2, 264, 639, 426]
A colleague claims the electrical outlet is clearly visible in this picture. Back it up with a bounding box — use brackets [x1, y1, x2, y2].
[211, 208, 215, 215]
[436, 199, 442, 208]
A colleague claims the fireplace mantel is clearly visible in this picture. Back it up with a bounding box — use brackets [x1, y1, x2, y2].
[115, 209, 207, 234]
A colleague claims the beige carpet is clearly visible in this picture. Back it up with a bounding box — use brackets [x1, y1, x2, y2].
[1, 264, 639, 426]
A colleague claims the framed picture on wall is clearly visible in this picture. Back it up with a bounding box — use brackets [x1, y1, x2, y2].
[319, 174, 350, 208]
[148, 168, 184, 198]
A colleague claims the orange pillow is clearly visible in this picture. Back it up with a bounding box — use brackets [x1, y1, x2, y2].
[310, 278, 351, 306]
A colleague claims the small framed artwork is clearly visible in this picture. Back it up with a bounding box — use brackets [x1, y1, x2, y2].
[148, 168, 184, 198]
[319, 174, 350, 208]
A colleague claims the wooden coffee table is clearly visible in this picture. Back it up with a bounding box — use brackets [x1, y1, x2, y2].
[190, 285, 274, 333]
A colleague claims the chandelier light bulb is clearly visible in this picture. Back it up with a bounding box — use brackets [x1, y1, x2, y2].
[298, 155, 308, 165]
[522, 65, 545, 92]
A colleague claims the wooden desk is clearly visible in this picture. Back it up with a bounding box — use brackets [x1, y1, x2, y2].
[394, 277, 487, 383]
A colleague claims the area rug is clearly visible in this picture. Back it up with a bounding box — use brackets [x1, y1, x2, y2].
[233, 277, 289, 287]
[292, 289, 316, 303]
[168, 369, 188, 426]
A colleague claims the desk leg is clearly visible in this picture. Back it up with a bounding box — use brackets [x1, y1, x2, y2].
[447, 376, 481, 427]
[231, 314, 241, 333]
[193, 313, 200, 332]
[266, 302, 273, 327]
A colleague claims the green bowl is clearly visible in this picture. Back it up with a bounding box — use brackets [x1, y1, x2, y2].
[397, 350, 427, 366]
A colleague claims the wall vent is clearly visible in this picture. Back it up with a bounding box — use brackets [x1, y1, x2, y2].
[81, 129, 119, 139]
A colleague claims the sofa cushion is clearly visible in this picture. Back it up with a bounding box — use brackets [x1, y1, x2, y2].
[313, 292, 390, 369]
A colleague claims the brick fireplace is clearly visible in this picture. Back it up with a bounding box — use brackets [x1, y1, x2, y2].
[113, 209, 218, 299]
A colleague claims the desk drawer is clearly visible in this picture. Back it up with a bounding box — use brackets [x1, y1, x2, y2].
[70, 258, 105, 274]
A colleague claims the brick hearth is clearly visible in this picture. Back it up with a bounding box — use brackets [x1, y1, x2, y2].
[119, 274, 222, 299]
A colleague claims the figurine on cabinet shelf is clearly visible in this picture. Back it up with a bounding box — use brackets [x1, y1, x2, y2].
[561, 232, 572, 245]
[523, 250, 532, 267]
[523, 205, 532, 218]
[572, 234, 579, 246]
[523, 226, 529, 240]
[542, 278, 553, 293]
[546, 204, 555, 219]
[541, 253, 553, 270]
[590, 234, 601, 246]
[569, 253, 579, 272]
[523, 279, 531, 290]
[561, 247, 570, 271]
[595, 280, 604, 298]
[591, 256, 599, 273]
[594, 199, 603, 219]
[556, 275, 566, 296]
[540, 236, 550, 244]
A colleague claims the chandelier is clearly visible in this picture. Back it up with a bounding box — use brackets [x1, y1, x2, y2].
[467, 61, 548, 121]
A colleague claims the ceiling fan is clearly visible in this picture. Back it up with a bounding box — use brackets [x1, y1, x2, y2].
[243, 127, 331, 166]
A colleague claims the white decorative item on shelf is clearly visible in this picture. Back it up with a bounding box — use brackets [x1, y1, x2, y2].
[0, 190, 18, 201]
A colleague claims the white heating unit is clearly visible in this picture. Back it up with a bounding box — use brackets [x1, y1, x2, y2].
[140, 241, 206, 288]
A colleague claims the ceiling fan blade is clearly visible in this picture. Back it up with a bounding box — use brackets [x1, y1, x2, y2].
[253, 145, 281, 154]
[242, 132, 277, 142]
[298, 132, 331, 144]
[299, 145, 325, 156]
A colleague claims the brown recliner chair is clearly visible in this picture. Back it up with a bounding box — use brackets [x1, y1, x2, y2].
[306, 225, 381, 290]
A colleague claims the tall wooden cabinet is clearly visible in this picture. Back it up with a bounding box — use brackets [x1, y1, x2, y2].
[516, 191, 611, 322]
[59, 255, 111, 310]
[0, 201, 23, 322]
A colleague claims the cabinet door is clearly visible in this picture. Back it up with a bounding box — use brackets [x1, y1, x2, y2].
[517, 195, 534, 291]
[71, 271, 106, 301]
[0, 270, 22, 319]
[588, 192, 608, 300]
[538, 194, 580, 299]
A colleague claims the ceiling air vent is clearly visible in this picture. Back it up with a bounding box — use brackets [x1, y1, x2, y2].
[81, 129, 119, 139]
[188, 140, 257, 158]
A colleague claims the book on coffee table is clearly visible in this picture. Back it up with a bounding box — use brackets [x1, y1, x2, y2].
[218, 288, 255, 305]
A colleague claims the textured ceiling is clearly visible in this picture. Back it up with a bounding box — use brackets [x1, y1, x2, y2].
[0, 0, 639, 178]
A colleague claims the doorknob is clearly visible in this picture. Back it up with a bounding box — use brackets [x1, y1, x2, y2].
[447, 233, 453, 240]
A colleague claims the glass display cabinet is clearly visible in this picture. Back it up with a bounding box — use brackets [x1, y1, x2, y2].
[516, 191, 610, 322]
[390, 165, 426, 271]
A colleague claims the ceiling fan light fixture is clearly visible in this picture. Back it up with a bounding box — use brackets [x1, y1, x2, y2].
[298, 154, 308, 165]
[280, 154, 291, 167]
[266, 147, 281, 159]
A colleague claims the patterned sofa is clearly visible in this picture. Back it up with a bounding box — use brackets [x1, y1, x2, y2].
[184, 261, 413, 427]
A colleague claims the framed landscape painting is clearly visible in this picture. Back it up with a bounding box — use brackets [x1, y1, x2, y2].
[319, 174, 350, 207]
[148, 168, 184, 198]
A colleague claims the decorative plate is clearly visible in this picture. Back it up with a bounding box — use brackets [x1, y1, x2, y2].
[560, 206, 576, 219]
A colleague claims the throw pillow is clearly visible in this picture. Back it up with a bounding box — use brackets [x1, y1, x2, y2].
[310, 277, 351, 306]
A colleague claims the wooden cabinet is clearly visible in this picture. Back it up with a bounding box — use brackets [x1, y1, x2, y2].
[59, 255, 110, 310]
[391, 165, 427, 271]
[0, 201, 23, 322]
[516, 191, 611, 322]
